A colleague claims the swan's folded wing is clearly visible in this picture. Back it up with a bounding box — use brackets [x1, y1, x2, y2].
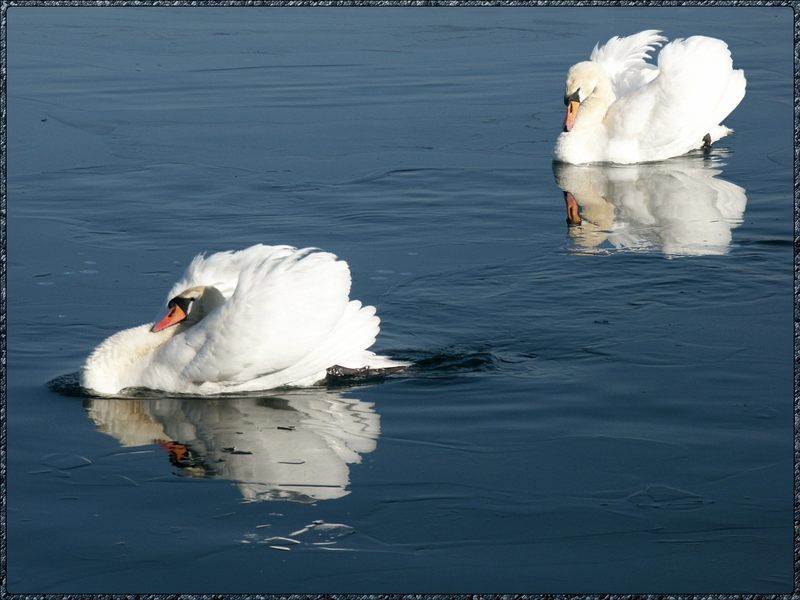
[590, 30, 666, 97]
[166, 248, 353, 385]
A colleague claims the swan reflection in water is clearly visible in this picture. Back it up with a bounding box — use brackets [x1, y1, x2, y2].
[84, 388, 379, 503]
[552, 156, 747, 256]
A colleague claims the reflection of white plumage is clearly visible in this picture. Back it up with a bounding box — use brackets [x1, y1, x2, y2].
[555, 30, 746, 164]
[81, 244, 407, 395]
[553, 158, 747, 256]
[85, 388, 380, 502]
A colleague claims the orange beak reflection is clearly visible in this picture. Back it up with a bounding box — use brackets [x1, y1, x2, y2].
[151, 303, 187, 333]
[563, 100, 580, 132]
[564, 191, 582, 226]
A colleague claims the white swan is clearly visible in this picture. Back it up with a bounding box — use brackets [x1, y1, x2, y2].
[81, 244, 407, 395]
[554, 30, 746, 164]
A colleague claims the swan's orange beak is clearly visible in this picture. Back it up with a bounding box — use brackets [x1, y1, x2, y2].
[563, 100, 580, 132]
[151, 304, 187, 332]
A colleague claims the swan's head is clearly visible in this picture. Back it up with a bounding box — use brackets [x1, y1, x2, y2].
[151, 286, 225, 333]
[563, 61, 609, 132]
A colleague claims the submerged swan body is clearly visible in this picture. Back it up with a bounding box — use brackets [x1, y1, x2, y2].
[81, 244, 407, 395]
[554, 30, 746, 164]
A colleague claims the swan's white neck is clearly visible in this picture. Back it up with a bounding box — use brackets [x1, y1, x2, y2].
[81, 285, 227, 395]
[81, 323, 181, 394]
[573, 73, 614, 131]
[554, 65, 616, 164]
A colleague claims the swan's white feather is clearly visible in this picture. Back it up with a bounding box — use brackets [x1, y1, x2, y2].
[607, 36, 746, 159]
[589, 29, 666, 98]
[81, 244, 407, 395]
[168, 247, 352, 384]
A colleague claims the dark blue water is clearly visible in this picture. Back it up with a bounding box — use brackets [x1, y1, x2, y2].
[7, 7, 794, 593]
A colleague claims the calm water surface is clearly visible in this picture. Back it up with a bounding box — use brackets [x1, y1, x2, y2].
[7, 7, 794, 593]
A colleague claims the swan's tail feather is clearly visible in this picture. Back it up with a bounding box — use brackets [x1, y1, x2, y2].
[234, 300, 407, 391]
[293, 299, 409, 377]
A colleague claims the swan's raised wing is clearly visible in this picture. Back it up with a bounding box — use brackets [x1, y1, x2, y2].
[161, 247, 356, 387]
[166, 244, 296, 301]
[605, 36, 746, 161]
[590, 30, 666, 98]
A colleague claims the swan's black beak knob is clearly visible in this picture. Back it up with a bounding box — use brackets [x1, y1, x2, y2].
[564, 89, 581, 106]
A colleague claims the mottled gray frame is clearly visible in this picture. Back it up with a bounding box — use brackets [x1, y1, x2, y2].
[0, 0, 796, 597]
